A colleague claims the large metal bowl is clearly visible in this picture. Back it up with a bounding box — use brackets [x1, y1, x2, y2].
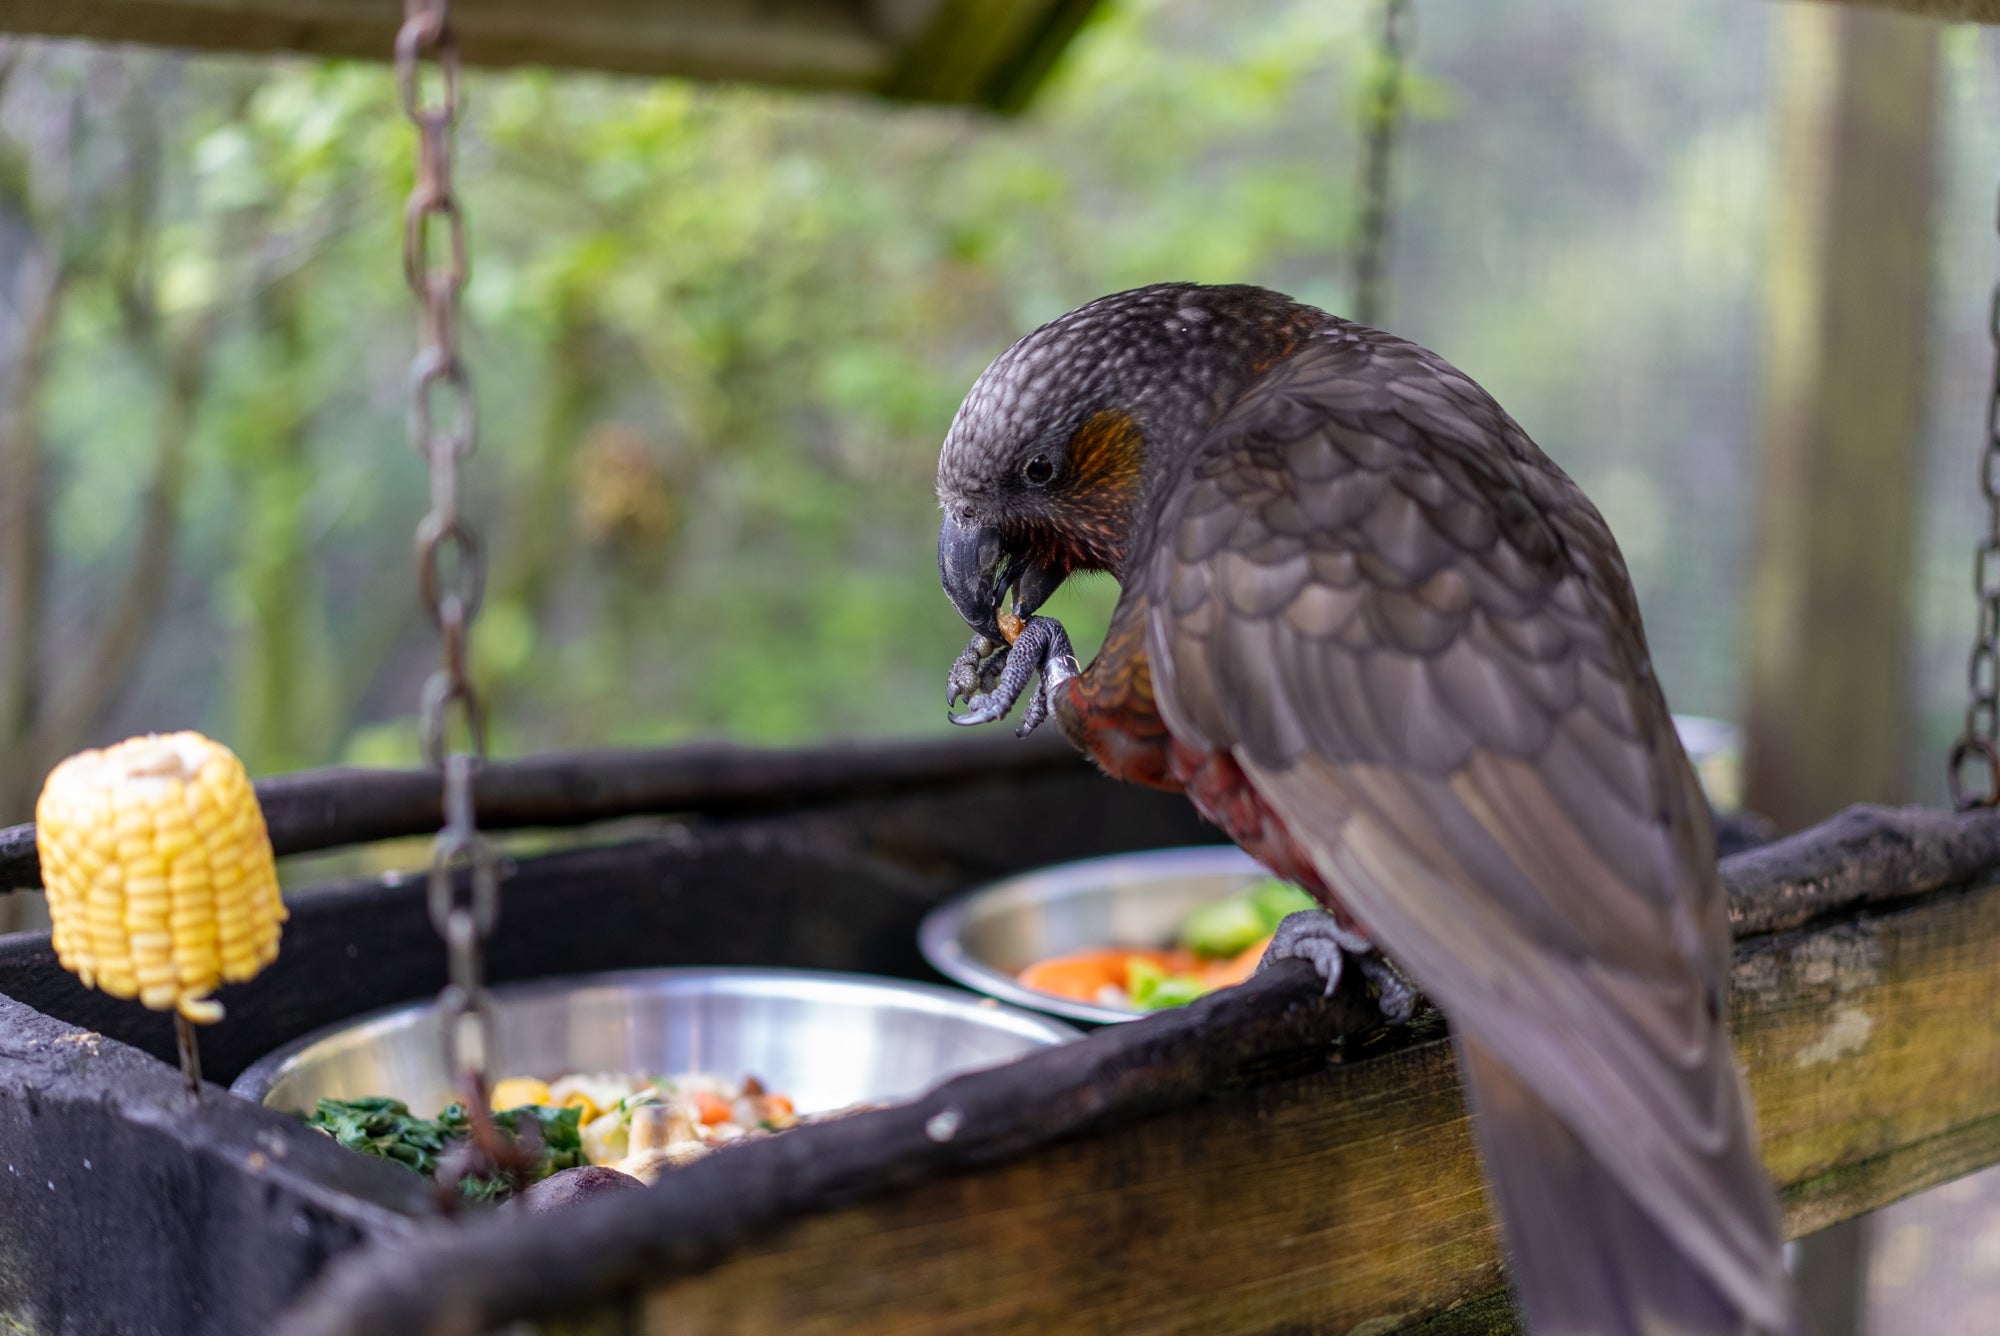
[230, 967, 1080, 1116]
[920, 845, 1270, 1025]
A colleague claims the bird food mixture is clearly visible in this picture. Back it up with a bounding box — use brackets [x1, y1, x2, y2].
[495, 1070, 800, 1176]
[305, 1069, 799, 1202]
[1018, 878, 1316, 1012]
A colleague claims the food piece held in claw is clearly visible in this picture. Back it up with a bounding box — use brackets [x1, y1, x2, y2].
[997, 607, 1026, 644]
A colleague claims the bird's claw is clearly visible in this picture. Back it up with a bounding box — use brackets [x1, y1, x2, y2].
[1257, 908, 1418, 1026]
[946, 635, 1000, 709]
[946, 615, 1079, 737]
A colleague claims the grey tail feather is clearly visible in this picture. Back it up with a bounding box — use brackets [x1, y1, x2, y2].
[1455, 1035, 1804, 1336]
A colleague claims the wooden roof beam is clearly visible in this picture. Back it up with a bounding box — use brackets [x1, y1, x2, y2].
[0, 0, 1104, 108]
[1807, 0, 2000, 21]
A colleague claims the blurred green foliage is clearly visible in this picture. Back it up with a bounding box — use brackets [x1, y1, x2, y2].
[0, 0, 1995, 826]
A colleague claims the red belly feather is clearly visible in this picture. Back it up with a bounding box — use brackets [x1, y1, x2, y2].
[1058, 675, 1359, 931]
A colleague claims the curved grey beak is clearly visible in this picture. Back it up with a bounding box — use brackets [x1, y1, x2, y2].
[939, 509, 1069, 643]
[939, 509, 1006, 643]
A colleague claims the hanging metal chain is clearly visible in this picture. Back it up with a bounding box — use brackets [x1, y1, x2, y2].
[1948, 178, 2000, 812]
[395, 0, 518, 1190]
[1351, 0, 1412, 330]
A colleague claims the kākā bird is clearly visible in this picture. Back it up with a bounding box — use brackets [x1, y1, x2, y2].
[935, 282, 1799, 1336]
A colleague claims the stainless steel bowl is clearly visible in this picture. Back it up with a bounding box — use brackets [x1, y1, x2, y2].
[920, 845, 1270, 1025]
[919, 716, 1741, 1026]
[230, 967, 1080, 1115]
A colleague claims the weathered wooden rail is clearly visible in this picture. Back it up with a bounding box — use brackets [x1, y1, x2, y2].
[0, 739, 1996, 1335]
[0, 733, 1777, 894]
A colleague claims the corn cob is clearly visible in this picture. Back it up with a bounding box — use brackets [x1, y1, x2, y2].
[35, 732, 285, 1023]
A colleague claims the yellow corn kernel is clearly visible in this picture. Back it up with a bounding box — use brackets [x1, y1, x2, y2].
[490, 1077, 552, 1111]
[35, 733, 285, 1024]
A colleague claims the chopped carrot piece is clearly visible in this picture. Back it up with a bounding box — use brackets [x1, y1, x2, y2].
[692, 1090, 734, 1127]
[1017, 948, 1129, 1001]
[1018, 947, 1203, 1002]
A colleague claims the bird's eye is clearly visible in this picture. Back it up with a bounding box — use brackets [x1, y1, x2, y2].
[1022, 455, 1055, 485]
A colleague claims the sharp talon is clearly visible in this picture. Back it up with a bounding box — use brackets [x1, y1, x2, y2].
[1016, 683, 1049, 737]
[1257, 912, 1346, 996]
[1258, 908, 1413, 1022]
[946, 635, 1003, 710]
[1358, 957, 1417, 1025]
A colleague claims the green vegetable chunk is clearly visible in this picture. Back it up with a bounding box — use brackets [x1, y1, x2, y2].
[1125, 956, 1208, 1011]
[304, 1096, 585, 1204]
[1177, 895, 1271, 958]
[1174, 878, 1316, 959]
[1249, 879, 1317, 930]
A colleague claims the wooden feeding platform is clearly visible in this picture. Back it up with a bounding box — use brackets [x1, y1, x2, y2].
[1, 735, 1997, 1335]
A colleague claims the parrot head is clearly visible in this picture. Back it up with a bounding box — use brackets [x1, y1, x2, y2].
[936, 282, 1316, 642]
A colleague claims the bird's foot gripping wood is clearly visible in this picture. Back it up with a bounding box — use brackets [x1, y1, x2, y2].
[946, 616, 1079, 738]
[1258, 909, 1419, 1026]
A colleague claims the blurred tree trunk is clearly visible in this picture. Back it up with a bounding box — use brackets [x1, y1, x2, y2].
[1743, 10, 1939, 1336]
[497, 298, 599, 617]
[0, 254, 65, 833]
[230, 270, 332, 775]
[1743, 5, 1938, 833]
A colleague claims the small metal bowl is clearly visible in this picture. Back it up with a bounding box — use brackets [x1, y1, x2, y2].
[920, 716, 1741, 1026]
[230, 967, 1080, 1116]
[920, 845, 1270, 1026]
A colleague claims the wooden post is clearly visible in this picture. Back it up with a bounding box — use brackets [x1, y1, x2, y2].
[1743, 8, 1941, 1332]
[1743, 5, 1940, 832]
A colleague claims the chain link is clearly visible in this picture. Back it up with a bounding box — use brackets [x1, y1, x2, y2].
[395, 0, 521, 1197]
[1948, 178, 2000, 811]
[1351, 0, 1412, 330]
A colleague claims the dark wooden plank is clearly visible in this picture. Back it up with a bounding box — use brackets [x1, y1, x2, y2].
[0, 992, 430, 1336]
[0, 732, 1097, 890]
[1724, 804, 2000, 935]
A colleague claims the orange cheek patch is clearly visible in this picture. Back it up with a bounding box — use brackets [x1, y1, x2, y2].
[1067, 409, 1144, 497]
